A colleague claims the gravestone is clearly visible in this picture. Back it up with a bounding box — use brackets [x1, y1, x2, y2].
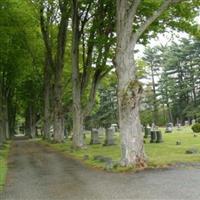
[150, 131, 163, 143]
[194, 134, 198, 137]
[185, 148, 198, 154]
[185, 120, 189, 126]
[176, 123, 181, 131]
[90, 128, 100, 144]
[150, 131, 157, 143]
[98, 127, 105, 136]
[111, 124, 118, 132]
[104, 127, 115, 146]
[144, 126, 151, 138]
[192, 119, 196, 125]
[156, 131, 163, 143]
[165, 123, 173, 133]
[150, 123, 157, 143]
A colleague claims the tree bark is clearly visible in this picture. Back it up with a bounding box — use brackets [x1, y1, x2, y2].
[116, 0, 146, 166]
[53, 70, 65, 142]
[72, 0, 84, 148]
[0, 93, 6, 146]
[52, 1, 69, 142]
[30, 106, 36, 138]
[116, 51, 145, 166]
[4, 100, 10, 139]
[40, 0, 69, 143]
[25, 105, 36, 138]
[116, 0, 177, 167]
[43, 55, 51, 140]
[8, 96, 16, 137]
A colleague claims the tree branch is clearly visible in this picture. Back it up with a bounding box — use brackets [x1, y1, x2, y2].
[55, 0, 69, 70]
[127, 0, 141, 21]
[39, 3, 54, 69]
[134, 0, 182, 42]
[79, 2, 92, 35]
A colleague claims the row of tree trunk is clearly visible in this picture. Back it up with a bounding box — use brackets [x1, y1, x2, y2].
[0, 85, 16, 146]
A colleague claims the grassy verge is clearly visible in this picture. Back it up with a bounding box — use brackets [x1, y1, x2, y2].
[0, 142, 11, 190]
[39, 126, 200, 171]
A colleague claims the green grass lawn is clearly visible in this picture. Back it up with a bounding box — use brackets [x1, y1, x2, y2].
[39, 126, 200, 171]
[0, 142, 11, 190]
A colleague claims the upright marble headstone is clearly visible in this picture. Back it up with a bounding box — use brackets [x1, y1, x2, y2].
[185, 120, 189, 126]
[98, 127, 105, 136]
[90, 128, 100, 144]
[192, 119, 196, 125]
[104, 127, 115, 146]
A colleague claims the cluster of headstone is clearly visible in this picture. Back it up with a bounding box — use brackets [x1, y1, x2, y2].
[89, 126, 116, 146]
[144, 123, 163, 143]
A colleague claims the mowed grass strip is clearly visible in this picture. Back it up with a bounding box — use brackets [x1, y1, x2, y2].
[0, 142, 11, 190]
[39, 126, 200, 170]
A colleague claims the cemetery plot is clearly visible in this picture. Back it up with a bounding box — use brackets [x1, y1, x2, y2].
[39, 126, 200, 171]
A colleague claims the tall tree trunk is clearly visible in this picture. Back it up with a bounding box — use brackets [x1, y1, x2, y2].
[72, 0, 84, 148]
[3, 98, 10, 139]
[167, 103, 173, 122]
[116, 0, 146, 166]
[25, 105, 36, 138]
[72, 105, 84, 148]
[0, 94, 6, 146]
[43, 55, 51, 140]
[25, 108, 31, 137]
[29, 106, 36, 138]
[8, 97, 16, 137]
[4, 99, 10, 139]
[115, 0, 179, 166]
[40, 0, 69, 143]
[53, 70, 64, 142]
[116, 52, 145, 166]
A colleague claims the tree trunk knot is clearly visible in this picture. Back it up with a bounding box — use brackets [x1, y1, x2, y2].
[121, 80, 143, 111]
[136, 155, 147, 168]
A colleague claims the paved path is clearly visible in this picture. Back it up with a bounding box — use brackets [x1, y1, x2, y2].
[1, 140, 200, 200]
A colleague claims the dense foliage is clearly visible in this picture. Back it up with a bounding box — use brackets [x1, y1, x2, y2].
[142, 39, 200, 126]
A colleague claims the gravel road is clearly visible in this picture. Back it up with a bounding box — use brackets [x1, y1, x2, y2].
[1, 139, 200, 200]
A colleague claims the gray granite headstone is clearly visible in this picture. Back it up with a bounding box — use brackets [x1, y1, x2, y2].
[104, 127, 115, 146]
[98, 127, 105, 136]
[165, 123, 173, 133]
[144, 126, 151, 138]
[90, 128, 100, 144]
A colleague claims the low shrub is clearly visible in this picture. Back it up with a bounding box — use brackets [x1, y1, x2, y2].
[192, 123, 200, 133]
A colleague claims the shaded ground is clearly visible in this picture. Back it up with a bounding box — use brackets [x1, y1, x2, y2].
[1, 139, 200, 200]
